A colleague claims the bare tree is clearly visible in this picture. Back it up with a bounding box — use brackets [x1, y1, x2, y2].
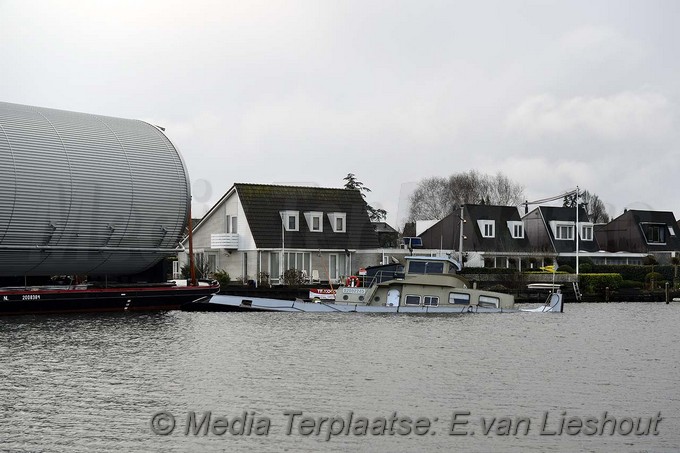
[407, 176, 451, 221]
[408, 171, 525, 221]
[563, 190, 610, 223]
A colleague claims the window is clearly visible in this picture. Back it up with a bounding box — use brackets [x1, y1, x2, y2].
[280, 211, 299, 232]
[580, 225, 593, 241]
[478, 220, 495, 238]
[478, 295, 499, 308]
[555, 224, 574, 240]
[304, 211, 323, 232]
[642, 223, 666, 244]
[423, 296, 439, 306]
[449, 292, 470, 305]
[508, 221, 524, 239]
[327, 212, 347, 233]
[669, 226, 676, 237]
[405, 295, 421, 306]
[225, 215, 237, 234]
[407, 260, 444, 274]
[328, 253, 347, 282]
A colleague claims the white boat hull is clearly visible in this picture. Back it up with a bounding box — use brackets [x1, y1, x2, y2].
[192, 293, 563, 314]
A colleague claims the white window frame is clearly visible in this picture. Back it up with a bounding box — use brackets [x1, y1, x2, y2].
[423, 296, 439, 307]
[280, 210, 299, 232]
[668, 225, 676, 237]
[304, 211, 324, 232]
[580, 224, 594, 241]
[477, 220, 495, 238]
[327, 212, 347, 233]
[404, 295, 421, 306]
[551, 221, 575, 241]
[225, 215, 238, 234]
[507, 221, 524, 239]
[449, 292, 470, 305]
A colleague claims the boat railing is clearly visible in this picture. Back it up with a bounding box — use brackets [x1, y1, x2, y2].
[361, 270, 404, 288]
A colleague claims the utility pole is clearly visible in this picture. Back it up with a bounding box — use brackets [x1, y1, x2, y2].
[576, 186, 580, 275]
[458, 205, 465, 269]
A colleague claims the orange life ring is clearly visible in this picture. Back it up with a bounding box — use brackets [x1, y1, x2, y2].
[345, 276, 360, 287]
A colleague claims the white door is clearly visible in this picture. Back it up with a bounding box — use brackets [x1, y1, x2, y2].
[386, 289, 400, 307]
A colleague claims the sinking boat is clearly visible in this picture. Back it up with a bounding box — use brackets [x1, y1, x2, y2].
[185, 256, 563, 314]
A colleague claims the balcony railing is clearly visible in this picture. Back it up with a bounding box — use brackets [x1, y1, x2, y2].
[211, 233, 239, 249]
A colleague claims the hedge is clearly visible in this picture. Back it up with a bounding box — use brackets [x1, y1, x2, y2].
[592, 265, 676, 282]
[579, 273, 623, 293]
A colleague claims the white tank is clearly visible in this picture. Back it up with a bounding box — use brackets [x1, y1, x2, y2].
[0, 102, 191, 276]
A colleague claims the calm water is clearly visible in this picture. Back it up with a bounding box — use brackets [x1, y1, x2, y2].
[1, 302, 679, 453]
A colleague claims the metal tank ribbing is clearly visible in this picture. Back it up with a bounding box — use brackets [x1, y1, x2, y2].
[0, 102, 190, 276]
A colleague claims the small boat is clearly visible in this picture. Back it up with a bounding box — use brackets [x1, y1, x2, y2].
[185, 256, 563, 314]
[0, 279, 220, 316]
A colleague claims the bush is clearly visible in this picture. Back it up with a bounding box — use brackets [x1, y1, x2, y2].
[619, 280, 644, 289]
[643, 255, 659, 266]
[579, 273, 623, 293]
[283, 269, 305, 287]
[212, 269, 231, 287]
[557, 265, 575, 274]
[579, 263, 593, 273]
[257, 272, 271, 288]
[645, 272, 666, 290]
[461, 267, 518, 275]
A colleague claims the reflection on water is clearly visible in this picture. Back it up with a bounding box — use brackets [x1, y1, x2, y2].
[1, 303, 679, 452]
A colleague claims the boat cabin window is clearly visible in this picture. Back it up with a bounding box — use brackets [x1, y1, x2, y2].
[423, 296, 439, 306]
[478, 295, 500, 308]
[407, 260, 445, 275]
[404, 295, 421, 306]
[449, 292, 470, 305]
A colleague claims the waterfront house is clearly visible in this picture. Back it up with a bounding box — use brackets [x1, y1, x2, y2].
[178, 183, 379, 284]
[418, 204, 556, 269]
[594, 210, 680, 264]
[523, 205, 600, 264]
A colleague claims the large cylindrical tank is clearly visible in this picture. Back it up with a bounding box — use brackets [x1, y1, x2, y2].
[0, 101, 191, 276]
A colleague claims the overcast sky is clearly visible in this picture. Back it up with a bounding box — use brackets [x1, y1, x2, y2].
[2, 0, 678, 227]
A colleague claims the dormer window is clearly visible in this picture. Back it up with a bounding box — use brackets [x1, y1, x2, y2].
[304, 211, 323, 232]
[327, 212, 346, 233]
[280, 210, 299, 232]
[550, 221, 575, 240]
[507, 221, 524, 239]
[478, 220, 495, 238]
[641, 223, 666, 244]
[580, 224, 593, 241]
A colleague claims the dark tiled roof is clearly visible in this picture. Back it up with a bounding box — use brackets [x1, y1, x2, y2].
[464, 205, 534, 252]
[235, 184, 379, 250]
[599, 210, 680, 252]
[538, 206, 599, 253]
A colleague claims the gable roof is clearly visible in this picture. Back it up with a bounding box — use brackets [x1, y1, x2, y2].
[533, 206, 599, 253]
[597, 209, 680, 252]
[235, 183, 379, 250]
[464, 204, 534, 252]
[419, 204, 533, 252]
